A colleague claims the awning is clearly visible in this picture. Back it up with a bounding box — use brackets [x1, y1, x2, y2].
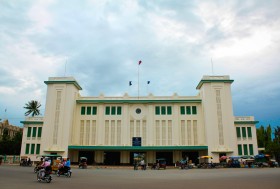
[68, 145, 208, 151]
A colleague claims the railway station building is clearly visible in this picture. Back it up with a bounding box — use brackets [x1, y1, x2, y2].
[20, 75, 259, 165]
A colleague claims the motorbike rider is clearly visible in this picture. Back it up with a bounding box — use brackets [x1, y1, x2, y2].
[64, 158, 71, 172]
[38, 158, 51, 180]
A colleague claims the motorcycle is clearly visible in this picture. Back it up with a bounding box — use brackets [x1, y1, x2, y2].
[37, 167, 52, 183]
[57, 166, 72, 177]
[34, 165, 41, 173]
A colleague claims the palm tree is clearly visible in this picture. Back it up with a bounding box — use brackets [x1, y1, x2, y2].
[24, 100, 41, 116]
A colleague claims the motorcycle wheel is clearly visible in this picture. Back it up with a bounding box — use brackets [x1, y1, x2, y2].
[67, 172, 72, 178]
[46, 177, 52, 183]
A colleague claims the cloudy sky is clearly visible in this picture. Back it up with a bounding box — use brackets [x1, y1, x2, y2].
[0, 0, 279, 130]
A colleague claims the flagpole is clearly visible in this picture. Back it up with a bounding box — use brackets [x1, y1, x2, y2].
[138, 62, 140, 99]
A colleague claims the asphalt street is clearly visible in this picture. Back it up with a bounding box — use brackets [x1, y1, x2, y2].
[0, 165, 279, 189]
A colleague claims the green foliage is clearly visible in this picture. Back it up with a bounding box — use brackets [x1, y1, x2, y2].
[24, 100, 41, 117]
[0, 130, 22, 155]
[257, 125, 280, 163]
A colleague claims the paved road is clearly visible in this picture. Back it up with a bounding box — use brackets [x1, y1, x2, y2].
[0, 165, 280, 189]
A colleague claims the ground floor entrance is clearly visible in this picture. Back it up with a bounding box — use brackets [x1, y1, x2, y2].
[69, 149, 207, 166]
[104, 152, 120, 165]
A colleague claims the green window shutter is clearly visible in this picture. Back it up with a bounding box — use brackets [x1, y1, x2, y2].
[167, 106, 172, 115]
[180, 106, 185, 115]
[242, 127, 247, 138]
[236, 127, 241, 138]
[249, 144, 253, 155]
[32, 127, 37, 137]
[27, 127, 32, 137]
[37, 127, 42, 138]
[243, 144, 248, 155]
[111, 106, 116, 115]
[192, 106, 197, 114]
[238, 144, 242, 155]
[81, 106, 85, 115]
[86, 106, 91, 115]
[105, 106, 110, 115]
[25, 144, 30, 154]
[92, 107, 97, 115]
[155, 106, 160, 115]
[36, 144, 40, 154]
[186, 106, 191, 115]
[117, 106, 122, 115]
[31, 144, 35, 154]
[247, 127, 252, 138]
[161, 106, 166, 115]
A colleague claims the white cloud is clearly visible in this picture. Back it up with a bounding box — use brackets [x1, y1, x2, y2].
[26, 0, 54, 34]
[0, 0, 280, 128]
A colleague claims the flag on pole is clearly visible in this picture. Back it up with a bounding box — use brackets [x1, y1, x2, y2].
[147, 81, 150, 84]
[138, 60, 142, 65]
[129, 81, 132, 86]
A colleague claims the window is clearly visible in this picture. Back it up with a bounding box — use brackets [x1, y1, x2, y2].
[180, 106, 185, 115]
[92, 106, 97, 115]
[192, 106, 197, 114]
[27, 127, 32, 137]
[161, 106, 166, 115]
[247, 127, 252, 138]
[25, 143, 30, 154]
[242, 127, 246, 138]
[105, 106, 121, 115]
[167, 106, 172, 115]
[155, 106, 160, 115]
[249, 144, 253, 155]
[105, 106, 110, 115]
[243, 144, 248, 155]
[186, 106, 191, 115]
[117, 106, 122, 115]
[236, 127, 241, 138]
[36, 144, 40, 154]
[181, 106, 197, 115]
[111, 106, 116, 115]
[37, 127, 42, 138]
[81, 106, 86, 115]
[238, 144, 242, 155]
[31, 144, 35, 154]
[155, 106, 172, 115]
[86, 106, 92, 115]
[32, 127, 37, 138]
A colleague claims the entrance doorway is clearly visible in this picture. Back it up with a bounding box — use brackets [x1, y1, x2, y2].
[104, 152, 120, 165]
[79, 151, 94, 165]
[182, 151, 199, 165]
[156, 152, 173, 165]
[130, 152, 146, 165]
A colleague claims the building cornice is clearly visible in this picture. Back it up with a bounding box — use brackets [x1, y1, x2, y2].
[44, 80, 82, 90]
[234, 121, 259, 124]
[196, 79, 234, 89]
[68, 145, 208, 151]
[76, 99, 202, 104]
[20, 121, 44, 124]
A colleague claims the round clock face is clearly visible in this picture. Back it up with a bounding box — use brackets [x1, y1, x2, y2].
[135, 108, 141, 114]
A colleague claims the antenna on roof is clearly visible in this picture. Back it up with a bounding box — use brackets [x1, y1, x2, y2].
[64, 57, 67, 76]
[211, 57, 214, 75]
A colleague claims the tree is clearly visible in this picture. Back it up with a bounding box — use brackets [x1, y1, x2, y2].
[24, 100, 41, 117]
[10, 131, 23, 155]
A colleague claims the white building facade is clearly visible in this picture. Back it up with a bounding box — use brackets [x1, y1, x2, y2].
[20, 75, 259, 165]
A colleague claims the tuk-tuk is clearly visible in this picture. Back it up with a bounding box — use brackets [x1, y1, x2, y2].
[41, 154, 62, 173]
[20, 156, 32, 166]
[151, 158, 166, 170]
[79, 157, 87, 169]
